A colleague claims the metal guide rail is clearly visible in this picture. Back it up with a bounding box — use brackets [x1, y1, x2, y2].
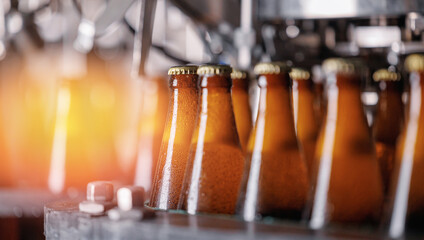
[44, 200, 392, 240]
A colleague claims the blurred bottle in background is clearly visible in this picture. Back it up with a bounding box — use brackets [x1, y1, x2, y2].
[310, 58, 383, 230]
[0, 51, 22, 188]
[48, 75, 94, 194]
[133, 74, 169, 197]
[238, 62, 309, 222]
[112, 62, 145, 187]
[48, 51, 140, 195]
[372, 68, 404, 195]
[312, 65, 326, 128]
[290, 68, 319, 178]
[0, 52, 22, 188]
[231, 69, 252, 152]
[387, 54, 424, 239]
[84, 54, 123, 185]
[2, 47, 58, 189]
[179, 65, 244, 215]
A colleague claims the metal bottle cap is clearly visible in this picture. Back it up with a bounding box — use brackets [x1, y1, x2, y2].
[253, 62, 291, 75]
[197, 64, 232, 75]
[290, 68, 310, 80]
[168, 65, 198, 75]
[231, 69, 248, 79]
[373, 69, 400, 82]
[405, 54, 424, 73]
[322, 58, 363, 75]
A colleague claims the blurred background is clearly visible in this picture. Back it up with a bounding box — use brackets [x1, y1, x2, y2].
[0, 0, 211, 194]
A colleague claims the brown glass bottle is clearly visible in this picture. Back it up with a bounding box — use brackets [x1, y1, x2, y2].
[387, 54, 424, 239]
[290, 68, 319, 178]
[372, 69, 404, 195]
[149, 66, 199, 210]
[179, 65, 245, 215]
[238, 62, 309, 221]
[231, 69, 253, 152]
[134, 75, 169, 195]
[310, 58, 383, 229]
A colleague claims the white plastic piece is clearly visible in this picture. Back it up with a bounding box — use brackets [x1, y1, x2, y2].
[86, 181, 114, 202]
[108, 207, 155, 221]
[117, 186, 145, 211]
[108, 208, 143, 221]
[79, 200, 115, 215]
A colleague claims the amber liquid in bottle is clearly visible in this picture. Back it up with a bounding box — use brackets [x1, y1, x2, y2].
[310, 60, 383, 229]
[387, 55, 424, 238]
[373, 71, 404, 195]
[179, 65, 244, 215]
[238, 63, 309, 221]
[291, 69, 319, 178]
[149, 66, 199, 210]
[314, 81, 326, 128]
[232, 70, 253, 152]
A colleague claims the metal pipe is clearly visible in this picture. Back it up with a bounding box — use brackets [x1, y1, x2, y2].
[132, 0, 158, 77]
[237, 0, 255, 69]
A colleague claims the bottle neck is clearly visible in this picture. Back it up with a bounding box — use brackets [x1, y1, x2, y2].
[254, 73, 298, 148]
[257, 74, 292, 113]
[232, 78, 249, 91]
[162, 74, 199, 142]
[292, 79, 318, 139]
[196, 75, 240, 145]
[324, 73, 370, 141]
[169, 74, 198, 89]
[373, 81, 404, 144]
[168, 74, 198, 105]
[332, 73, 365, 110]
[231, 77, 252, 151]
[408, 72, 424, 119]
[199, 74, 232, 88]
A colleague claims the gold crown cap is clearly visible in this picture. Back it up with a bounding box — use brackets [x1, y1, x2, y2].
[231, 69, 248, 79]
[290, 68, 310, 80]
[373, 69, 400, 82]
[405, 54, 424, 73]
[197, 64, 232, 75]
[254, 62, 291, 75]
[322, 58, 363, 75]
[168, 65, 198, 75]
